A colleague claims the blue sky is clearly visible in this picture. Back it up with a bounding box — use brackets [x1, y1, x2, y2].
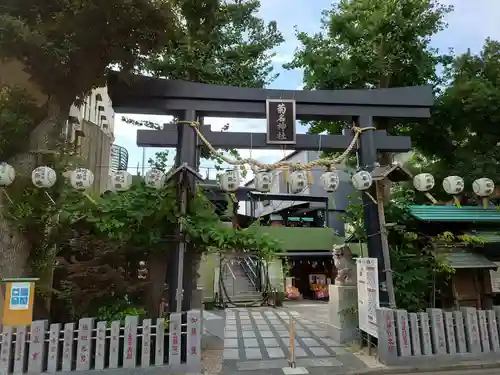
[114, 0, 500, 181]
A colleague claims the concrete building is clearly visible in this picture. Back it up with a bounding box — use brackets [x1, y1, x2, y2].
[110, 145, 129, 175]
[244, 150, 356, 236]
[0, 59, 115, 194]
[66, 87, 115, 194]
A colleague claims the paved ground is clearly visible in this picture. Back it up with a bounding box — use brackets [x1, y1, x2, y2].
[220, 306, 367, 375]
[399, 370, 500, 375]
[283, 301, 330, 323]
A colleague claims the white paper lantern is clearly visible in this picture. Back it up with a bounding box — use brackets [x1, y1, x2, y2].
[473, 177, 495, 197]
[70, 168, 94, 190]
[442, 176, 464, 195]
[351, 170, 373, 191]
[0, 163, 15, 187]
[219, 170, 240, 192]
[413, 173, 435, 192]
[32, 166, 57, 188]
[320, 171, 340, 192]
[254, 171, 272, 192]
[289, 170, 308, 194]
[113, 170, 133, 192]
[144, 169, 166, 190]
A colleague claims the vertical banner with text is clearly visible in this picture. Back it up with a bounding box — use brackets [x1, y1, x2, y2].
[357, 257, 380, 338]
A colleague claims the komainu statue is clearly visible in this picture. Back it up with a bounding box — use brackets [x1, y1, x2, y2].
[332, 244, 357, 286]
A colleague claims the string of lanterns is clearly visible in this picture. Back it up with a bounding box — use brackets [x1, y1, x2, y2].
[0, 160, 353, 200]
[219, 166, 372, 194]
[184, 120, 373, 194]
[0, 163, 169, 196]
[0, 161, 494, 206]
[0, 122, 381, 198]
[413, 173, 495, 207]
[183, 121, 497, 199]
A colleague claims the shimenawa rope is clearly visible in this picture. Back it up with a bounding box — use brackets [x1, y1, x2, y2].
[177, 121, 375, 173]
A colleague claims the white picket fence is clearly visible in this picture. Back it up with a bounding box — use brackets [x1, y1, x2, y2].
[0, 309, 202, 374]
[377, 306, 500, 365]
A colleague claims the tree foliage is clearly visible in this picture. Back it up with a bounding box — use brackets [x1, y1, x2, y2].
[0, 0, 178, 290]
[62, 183, 280, 264]
[123, 0, 283, 171]
[5, 144, 76, 269]
[343, 197, 456, 311]
[0, 0, 284, 317]
[285, 0, 451, 136]
[0, 87, 45, 161]
[55, 229, 148, 320]
[0, 0, 176, 108]
[412, 39, 500, 190]
[123, 0, 284, 145]
[146, 0, 284, 86]
[55, 156, 281, 319]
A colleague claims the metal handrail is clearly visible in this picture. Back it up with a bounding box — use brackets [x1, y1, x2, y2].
[226, 262, 236, 280]
[244, 258, 257, 279]
[245, 265, 257, 288]
[225, 262, 236, 297]
[240, 256, 258, 288]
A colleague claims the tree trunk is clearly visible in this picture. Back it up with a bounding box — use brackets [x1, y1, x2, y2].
[0, 96, 71, 320]
[0, 196, 31, 279]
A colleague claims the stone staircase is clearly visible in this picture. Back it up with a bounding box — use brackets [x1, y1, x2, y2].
[221, 258, 262, 305]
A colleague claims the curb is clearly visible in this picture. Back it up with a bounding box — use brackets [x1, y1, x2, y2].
[344, 360, 500, 374]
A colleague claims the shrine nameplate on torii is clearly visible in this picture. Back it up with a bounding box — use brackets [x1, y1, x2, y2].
[108, 73, 433, 309]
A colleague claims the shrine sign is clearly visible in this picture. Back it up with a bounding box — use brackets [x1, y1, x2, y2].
[266, 99, 296, 145]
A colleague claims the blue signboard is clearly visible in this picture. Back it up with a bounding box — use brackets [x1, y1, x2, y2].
[9, 282, 30, 310]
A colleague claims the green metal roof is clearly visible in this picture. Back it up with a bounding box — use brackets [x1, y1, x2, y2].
[408, 205, 500, 223]
[288, 217, 314, 222]
[252, 226, 344, 251]
[443, 251, 497, 269]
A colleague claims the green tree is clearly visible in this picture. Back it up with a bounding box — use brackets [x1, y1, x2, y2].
[0, 0, 176, 147]
[60, 180, 280, 318]
[343, 196, 456, 311]
[146, 0, 283, 86]
[285, 0, 452, 157]
[386, 40, 500, 205]
[122, 0, 284, 163]
[148, 150, 170, 173]
[0, 0, 178, 282]
[412, 39, 500, 193]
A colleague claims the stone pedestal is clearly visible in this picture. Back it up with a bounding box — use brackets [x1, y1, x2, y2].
[327, 284, 359, 344]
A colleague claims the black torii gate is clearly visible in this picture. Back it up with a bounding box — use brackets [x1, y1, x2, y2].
[108, 74, 433, 312]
